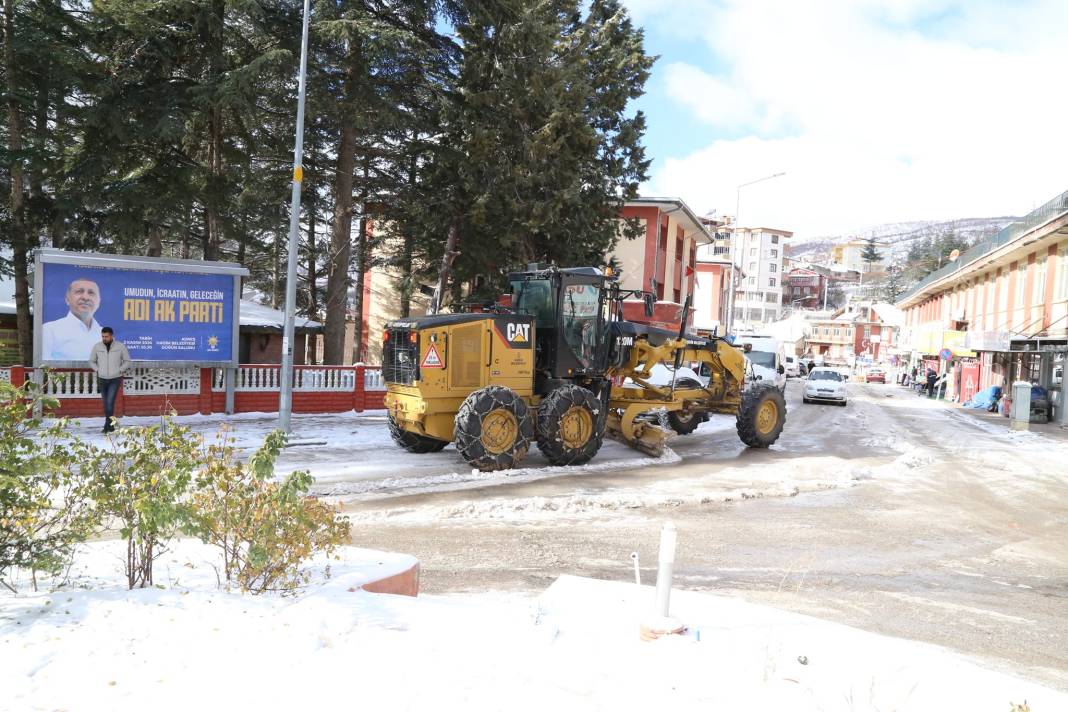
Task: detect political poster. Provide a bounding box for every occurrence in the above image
[34,251,246,366]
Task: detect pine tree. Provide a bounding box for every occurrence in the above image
[878,262,907,303]
[860,236,883,275]
[409,0,653,307]
[316,0,451,363]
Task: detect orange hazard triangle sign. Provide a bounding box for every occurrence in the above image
[420,343,444,368]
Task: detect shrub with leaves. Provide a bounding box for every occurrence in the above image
[85,419,203,589]
[0,381,97,591]
[186,430,350,594]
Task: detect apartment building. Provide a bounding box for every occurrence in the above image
[832,239,890,273]
[614,197,713,303]
[731,227,793,331]
[805,302,901,365]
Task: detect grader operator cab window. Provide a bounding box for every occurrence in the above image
[562,283,601,369]
[511,279,555,328]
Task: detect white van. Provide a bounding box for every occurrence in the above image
[783,355,801,378]
[738,337,787,392]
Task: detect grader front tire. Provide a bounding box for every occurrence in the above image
[388,415,449,453]
[536,385,605,466]
[736,384,787,448]
[454,386,534,471]
[666,410,701,436]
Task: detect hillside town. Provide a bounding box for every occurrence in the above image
[2,2,1068,711]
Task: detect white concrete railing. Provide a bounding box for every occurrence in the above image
[210,365,386,392]
[3,364,386,398]
[125,367,201,395]
[364,367,384,390]
[32,367,201,399]
[37,369,101,399]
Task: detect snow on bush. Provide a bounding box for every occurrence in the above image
[1,387,349,595]
[0,380,96,591]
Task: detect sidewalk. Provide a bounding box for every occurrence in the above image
[951,404,1068,442]
[888,382,1068,442]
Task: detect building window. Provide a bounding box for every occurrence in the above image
[766,292,779,303]
[769,278,776,287]
[1034,257,1047,303]
[771,235,779,244]
[748,262,757,271]
[748,277,756,286]
[833,328,840,336]
[769,263,778,273]
[673,288,681,302]
[1059,248,1068,300]
[1015,263,1027,305]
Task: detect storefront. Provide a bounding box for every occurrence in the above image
[967,333,1067,423]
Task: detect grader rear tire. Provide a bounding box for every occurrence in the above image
[388,415,448,453]
[454,386,534,471]
[736,384,787,448]
[536,385,605,466]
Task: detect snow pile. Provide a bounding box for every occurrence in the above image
[3,546,1063,712]
[348,454,861,524]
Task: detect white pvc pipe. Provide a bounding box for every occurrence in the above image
[654,522,677,618]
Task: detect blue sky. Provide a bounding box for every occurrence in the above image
[625,0,1068,239]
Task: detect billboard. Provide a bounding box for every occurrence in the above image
[34,250,248,367]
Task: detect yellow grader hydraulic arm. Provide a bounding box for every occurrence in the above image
[604,335,748,456]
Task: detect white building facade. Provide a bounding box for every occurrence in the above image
[832,239,889,274]
[731,227,793,331]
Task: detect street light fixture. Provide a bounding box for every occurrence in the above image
[725,172,786,335]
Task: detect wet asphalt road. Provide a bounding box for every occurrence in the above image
[343,380,1068,691]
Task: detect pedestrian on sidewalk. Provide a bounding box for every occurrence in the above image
[926,368,938,398]
[88,327,132,433]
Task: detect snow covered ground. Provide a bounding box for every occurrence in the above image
[61,410,756,502]
[2,541,1063,711]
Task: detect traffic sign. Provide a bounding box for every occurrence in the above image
[939,348,952,360]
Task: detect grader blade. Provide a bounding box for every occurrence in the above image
[606,411,673,457]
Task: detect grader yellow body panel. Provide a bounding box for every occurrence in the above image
[384,314,537,443]
[383,266,787,471]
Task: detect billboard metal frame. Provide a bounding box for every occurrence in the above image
[33,249,249,369]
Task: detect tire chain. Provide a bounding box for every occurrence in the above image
[454,386,534,471]
[535,385,605,466]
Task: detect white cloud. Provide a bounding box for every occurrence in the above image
[662,63,759,129]
[636,0,1068,238]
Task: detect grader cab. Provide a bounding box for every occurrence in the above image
[383,266,786,471]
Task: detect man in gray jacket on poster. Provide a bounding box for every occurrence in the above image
[88,327,132,433]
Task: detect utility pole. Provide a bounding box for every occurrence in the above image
[279,0,311,433]
[725,172,785,336]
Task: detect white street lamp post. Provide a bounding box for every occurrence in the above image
[279,0,312,433]
[725,172,785,336]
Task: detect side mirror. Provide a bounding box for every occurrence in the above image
[777,364,785,375]
[643,293,655,317]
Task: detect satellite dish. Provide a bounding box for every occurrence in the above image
[949,249,960,262]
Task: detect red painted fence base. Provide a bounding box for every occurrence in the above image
[4,365,386,419]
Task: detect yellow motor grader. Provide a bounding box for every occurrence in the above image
[383,266,786,471]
